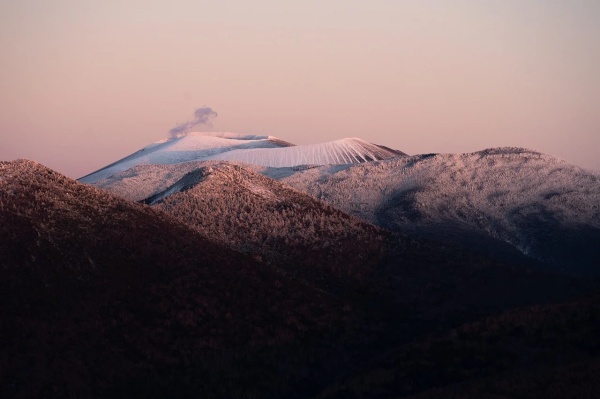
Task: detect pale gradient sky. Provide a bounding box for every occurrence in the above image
[1,0,599,177]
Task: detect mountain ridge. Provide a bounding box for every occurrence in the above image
[278,146,600,273]
[143,161,391,284]
[0,158,381,398]
[79,132,405,183]
[3,158,599,398]
[83,137,600,274]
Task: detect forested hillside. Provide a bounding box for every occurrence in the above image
[146,162,391,284]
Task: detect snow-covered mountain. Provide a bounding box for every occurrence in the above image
[79,132,292,183]
[277,147,600,273]
[79,132,404,183]
[81,132,599,274]
[6,158,598,398]
[143,162,389,282]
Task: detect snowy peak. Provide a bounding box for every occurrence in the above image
[79,132,292,183]
[79,133,405,183]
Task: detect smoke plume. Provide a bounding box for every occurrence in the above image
[169,106,218,138]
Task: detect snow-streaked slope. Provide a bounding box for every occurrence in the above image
[80,134,404,183]
[278,147,600,273]
[79,132,291,183]
[141,162,389,281]
[206,138,405,167]
[92,161,213,201]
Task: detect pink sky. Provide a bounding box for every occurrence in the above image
[1,1,599,177]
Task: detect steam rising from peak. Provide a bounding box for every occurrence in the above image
[169,106,218,138]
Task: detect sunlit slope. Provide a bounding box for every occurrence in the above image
[144,162,390,282]
[279,148,600,273]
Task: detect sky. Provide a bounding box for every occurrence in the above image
[1,0,599,177]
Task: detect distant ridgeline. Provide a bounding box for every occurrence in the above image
[84,134,600,275]
[2,151,600,398]
[79,132,404,183]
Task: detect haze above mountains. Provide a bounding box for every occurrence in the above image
[2,131,600,398]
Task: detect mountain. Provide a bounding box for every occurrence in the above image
[0,159,382,398]
[80,132,404,183]
[276,147,600,274]
[87,156,590,312]
[143,162,390,284]
[86,136,600,273]
[3,159,599,398]
[92,160,221,201]
[79,132,293,183]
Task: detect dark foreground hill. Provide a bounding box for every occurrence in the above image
[318,294,600,399]
[0,160,382,398]
[1,159,599,398]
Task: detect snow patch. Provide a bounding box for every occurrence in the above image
[205,138,402,167]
